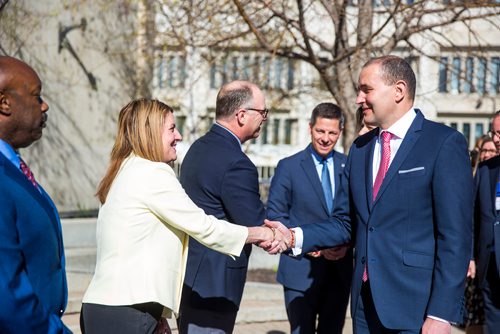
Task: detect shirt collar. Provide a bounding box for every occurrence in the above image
[309,145,333,164]
[214,122,242,150]
[382,107,416,140]
[0,139,21,168]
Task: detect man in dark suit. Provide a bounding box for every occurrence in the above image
[473,110,500,334]
[0,56,70,332]
[267,102,352,334]
[178,80,268,333]
[268,55,473,334]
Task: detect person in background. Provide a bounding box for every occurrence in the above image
[472,134,489,176]
[356,106,377,136]
[472,111,500,334]
[0,56,71,333]
[267,102,352,334]
[479,136,497,162]
[80,99,284,334]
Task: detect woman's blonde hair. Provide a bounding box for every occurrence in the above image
[96,98,173,204]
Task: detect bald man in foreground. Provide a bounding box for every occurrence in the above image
[0,56,70,333]
[178,81,269,333]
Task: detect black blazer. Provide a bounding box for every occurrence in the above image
[180,124,265,310]
[474,155,500,284]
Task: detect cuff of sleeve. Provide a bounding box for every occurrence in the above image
[291,227,303,256]
[427,315,451,325]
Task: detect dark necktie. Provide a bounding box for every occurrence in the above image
[321,158,333,214]
[20,159,39,189]
[363,131,393,282]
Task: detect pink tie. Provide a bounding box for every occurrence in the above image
[372,131,393,201]
[363,131,393,282]
[20,160,39,189]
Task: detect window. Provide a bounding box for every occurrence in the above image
[284,119,297,145]
[438,57,448,93]
[262,56,270,89]
[261,121,268,144]
[179,56,186,88]
[231,56,238,81]
[222,58,228,84]
[464,57,474,93]
[450,57,461,93]
[253,56,260,83]
[274,58,283,89]
[463,123,471,145]
[210,62,216,89]
[272,119,280,145]
[287,59,295,90]
[157,58,166,89]
[438,55,499,96]
[242,55,250,80]
[475,123,484,141]
[450,122,458,130]
[176,115,186,136]
[477,57,487,95]
[167,55,176,88]
[490,57,500,95]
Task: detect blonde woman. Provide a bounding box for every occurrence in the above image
[80,99,282,334]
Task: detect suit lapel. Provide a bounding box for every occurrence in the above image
[300,146,330,215]
[366,134,377,211]
[373,110,424,205]
[332,151,344,209]
[4,159,59,234]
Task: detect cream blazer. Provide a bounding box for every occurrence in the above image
[82,155,248,316]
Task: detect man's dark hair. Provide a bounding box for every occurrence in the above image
[364,55,417,101]
[215,83,254,119]
[310,102,345,129]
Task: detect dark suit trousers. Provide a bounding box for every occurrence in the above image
[177,286,237,334]
[353,283,419,334]
[80,302,163,334]
[482,254,500,334]
[284,257,351,334]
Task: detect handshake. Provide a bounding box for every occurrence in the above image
[249,219,293,255]
[248,220,349,260]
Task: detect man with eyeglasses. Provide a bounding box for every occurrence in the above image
[177,80,269,333]
[474,110,500,333]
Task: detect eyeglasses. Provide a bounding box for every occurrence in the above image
[246,107,269,119]
[488,130,500,138]
[481,149,497,154]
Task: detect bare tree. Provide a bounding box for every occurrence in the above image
[0,0,158,210]
[158,0,500,150]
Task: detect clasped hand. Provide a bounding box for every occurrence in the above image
[256,219,291,254]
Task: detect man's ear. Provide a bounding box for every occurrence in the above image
[0,91,12,116]
[394,80,407,103]
[236,108,246,126]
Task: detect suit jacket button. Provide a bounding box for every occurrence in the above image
[369,227,374,232]
[361,257,365,264]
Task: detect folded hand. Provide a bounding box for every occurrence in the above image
[321,245,349,261]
